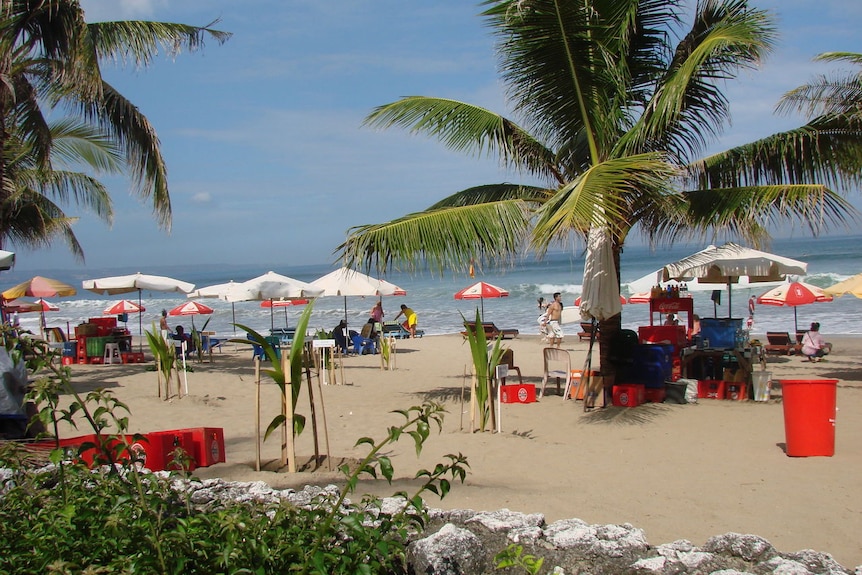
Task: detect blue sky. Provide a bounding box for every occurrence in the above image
[11,0,862,271]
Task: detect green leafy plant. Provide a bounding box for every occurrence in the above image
[190,316,211,362]
[231,303,315,440]
[495,544,545,574]
[461,308,505,431]
[0,324,472,574]
[144,322,176,397]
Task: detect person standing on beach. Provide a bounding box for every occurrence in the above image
[159,309,170,340]
[370,301,384,323]
[546,292,563,347]
[394,304,418,338]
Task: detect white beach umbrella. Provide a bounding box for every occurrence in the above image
[579,226,622,323]
[0,249,14,271]
[188,280,243,336]
[310,267,406,322]
[226,271,322,303]
[660,243,807,315]
[83,273,195,348]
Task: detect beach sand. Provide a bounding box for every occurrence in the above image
[57,334,862,568]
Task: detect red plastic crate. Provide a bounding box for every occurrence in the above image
[175,427,226,467]
[725,382,748,401]
[644,387,666,403]
[29,434,138,468]
[61,356,74,366]
[500,384,536,404]
[133,430,196,472]
[612,384,645,407]
[697,380,726,399]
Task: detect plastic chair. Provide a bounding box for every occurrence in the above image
[351,333,376,355]
[541,347,572,398]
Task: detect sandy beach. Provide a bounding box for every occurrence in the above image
[56,333,862,569]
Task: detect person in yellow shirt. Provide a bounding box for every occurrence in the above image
[394,304,418,338]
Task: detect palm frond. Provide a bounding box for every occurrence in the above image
[364,97,562,181]
[428,183,551,209]
[685,121,862,192]
[531,152,678,252]
[677,184,858,245]
[87,19,231,68]
[338,200,533,274]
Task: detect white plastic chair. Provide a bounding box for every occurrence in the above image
[541,347,572,398]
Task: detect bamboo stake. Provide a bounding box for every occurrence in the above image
[316,362,332,471]
[304,348,320,467]
[460,364,467,431]
[156,358,162,398]
[469,369,477,432]
[254,357,261,472]
[282,352,296,473]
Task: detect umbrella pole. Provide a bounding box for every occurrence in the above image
[270,299,274,332]
[343,296,347,324]
[727,280,732,317]
[138,289,143,353]
[794,307,798,332]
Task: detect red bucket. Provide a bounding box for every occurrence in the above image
[781,379,838,457]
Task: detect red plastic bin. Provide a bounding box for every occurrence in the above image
[132,430,196,472]
[781,379,838,457]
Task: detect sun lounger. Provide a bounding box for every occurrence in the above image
[577,321,596,341]
[381,322,424,339]
[461,321,519,340]
[764,331,800,356]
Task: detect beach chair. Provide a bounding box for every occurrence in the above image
[498,349,523,385]
[540,347,572,398]
[461,321,519,340]
[351,333,376,355]
[577,321,596,341]
[764,332,799,356]
[381,322,424,339]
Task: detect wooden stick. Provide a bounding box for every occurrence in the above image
[304,348,320,467]
[156,358,162,399]
[469,370,477,432]
[254,357,261,472]
[460,364,466,431]
[316,363,332,471]
[282,352,296,473]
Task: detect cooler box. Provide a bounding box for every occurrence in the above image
[612,384,645,407]
[700,318,742,350]
[500,384,536,404]
[638,326,687,353]
[62,341,77,356]
[175,427,226,467]
[85,336,110,358]
[134,430,196,472]
[569,370,600,399]
[698,380,726,399]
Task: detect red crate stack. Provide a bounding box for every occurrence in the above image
[133,430,196,472]
[697,380,726,399]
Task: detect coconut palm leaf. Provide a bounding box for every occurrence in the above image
[777,52,862,121]
[340,200,533,274]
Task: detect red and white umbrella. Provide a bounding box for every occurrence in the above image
[454,281,508,320]
[626,292,651,304]
[574,294,626,306]
[756,281,833,331]
[168,301,214,331]
[261,298,309,329]
[104,300,145,315]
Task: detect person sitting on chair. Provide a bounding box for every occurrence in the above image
[332,320,349,354]
[801,322,832,362]
[173,325,195,356]
[360,318,379,353]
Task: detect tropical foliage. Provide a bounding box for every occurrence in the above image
[1,325,469,574]
[462,309,505,431]
[0,0,230,257]
[338,0,862,372]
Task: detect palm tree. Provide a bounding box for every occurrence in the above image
[778,52,862,127]
[0,115,119,259]
[0,0,231,254]
[339,0,860,378]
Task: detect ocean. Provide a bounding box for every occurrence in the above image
[5,235,862,339]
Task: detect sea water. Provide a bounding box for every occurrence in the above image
[5,235,862,338]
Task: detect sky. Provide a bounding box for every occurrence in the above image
[10,0,862,272]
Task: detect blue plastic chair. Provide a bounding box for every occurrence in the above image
[351,334,376,355]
